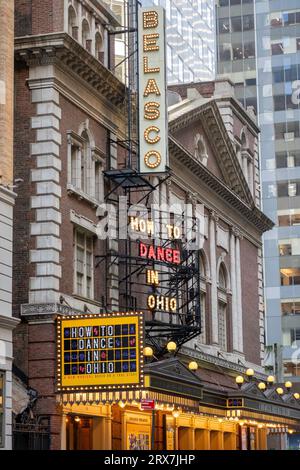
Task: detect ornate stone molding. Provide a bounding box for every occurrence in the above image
[21,302,105,318]
[15,33,125,109]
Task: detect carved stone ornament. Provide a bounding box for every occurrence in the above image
[194,133,208,166]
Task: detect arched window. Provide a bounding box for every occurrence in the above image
[81,130,91,194]
[68,5,78,40]
[199,252,206,279]
[95,31,104,63]
[82,19,91,52]
[218,262,228,350]
[218,263,227,289]
[199,251,208,345]
[241,130,247,149]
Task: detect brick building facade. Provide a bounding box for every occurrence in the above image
[11,0,300,450]
[0,1,19,450]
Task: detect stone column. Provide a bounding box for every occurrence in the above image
[243,155,248,184]
[230,229,239,352]
[0,1,14,185]
[235,233,244,352]
[61,412,67,450]
[209,211,218,345]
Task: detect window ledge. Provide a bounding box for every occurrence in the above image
[67,183,100,208]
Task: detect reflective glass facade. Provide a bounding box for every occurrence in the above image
[257,0,300,382]
[217,0,300,382]
[216,0,257,111]
[142,0,216,83]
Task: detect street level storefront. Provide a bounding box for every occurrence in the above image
[57,357,300,450]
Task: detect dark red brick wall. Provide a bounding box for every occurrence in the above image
[28,322,61,450]
[15,0,64,36]
[15,0,32,36]
[240,238,260,364]
[13,61,36,314]
[168,82,215,100]
[32,0,64,35]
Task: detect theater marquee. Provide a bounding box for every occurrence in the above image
[138,6,168,174]
[57,312,144,392]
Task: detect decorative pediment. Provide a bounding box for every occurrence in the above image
[264,388,285,402]
[241,381,267,399]
[146,357,203,386]
[169,100,253,207]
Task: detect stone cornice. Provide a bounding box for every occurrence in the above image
[15,33,125,110]
[0,314,20,330]
[0,186,17,205]
[169,100,254,207]
[169,136,274,234]
[215,96,260,135]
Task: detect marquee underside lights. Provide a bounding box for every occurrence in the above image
[57,312,144,392]
[138,6,168,173]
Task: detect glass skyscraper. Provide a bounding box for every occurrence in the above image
[256,0,300,383]
[142,0,216,83]
[216,0,300,383]
[216,0,257,112]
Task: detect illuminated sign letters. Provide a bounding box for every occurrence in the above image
[138,6,168,173]
[57,313,144,392]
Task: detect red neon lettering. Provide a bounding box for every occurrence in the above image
[156,246,165,261]
[173,250,180,264]
[139,242,147,257]
[165,248,173,262]
[148,245,156,260]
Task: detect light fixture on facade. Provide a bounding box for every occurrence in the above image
[258,382,266,391]
[293,393,300,400]
[74,416,81,423]
[172,409,180,418]
[166,341,177,353]
[246,368,254,379]
[235,375,244,388]
[143,346,154,357]
[267,375,275,386]
[118,400,126,408]
[284,381,292,391]
[188,361,198,372]
[276,387,284,395]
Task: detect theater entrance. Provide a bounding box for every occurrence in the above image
[66,415,93,450]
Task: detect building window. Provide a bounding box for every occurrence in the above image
[278,210,300,227]
[82,19,91,52]
[218,302,227,351]
[281,301,300,316]
[74,229,94,299]
[218,263,227,290]
[281,268,300,286]
[68,5,78,40]
[283,361,300,377]
[95,31,104,63]
[279,244,292,256]
[199,292,206,344]
[0,372,4,448]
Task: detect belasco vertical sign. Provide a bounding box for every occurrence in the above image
[138,6,168,173]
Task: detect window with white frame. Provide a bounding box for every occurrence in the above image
[67,129,105,203]
[68,4,78,40]
[218,302,227,350]
[199,292,206,344]
[74,229,94,299]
